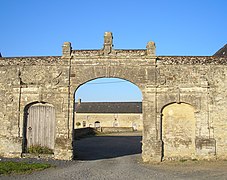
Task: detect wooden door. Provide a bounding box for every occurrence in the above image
[26,103,56,150]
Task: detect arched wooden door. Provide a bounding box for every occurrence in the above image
[26,103,56,150]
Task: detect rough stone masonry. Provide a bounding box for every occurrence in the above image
[0,32,227,162]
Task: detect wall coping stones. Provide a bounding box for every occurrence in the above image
[1,55,227,65]
[157,56,227,65]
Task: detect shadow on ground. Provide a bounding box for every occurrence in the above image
[73,136,142,160]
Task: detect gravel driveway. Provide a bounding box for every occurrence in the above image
[1,133,227,180]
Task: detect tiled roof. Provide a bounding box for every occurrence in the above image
[213,44,227,56]
[75,102,142,113]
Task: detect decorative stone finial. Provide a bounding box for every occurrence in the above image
[62,42,72,58]
[146,41,156,56]
[103,32,113,55]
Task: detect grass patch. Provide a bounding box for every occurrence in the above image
[0,161,51,175]
[28,145,54,155]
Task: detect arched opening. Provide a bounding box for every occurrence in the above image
[161,102,196,160]
[73,77,143,160]
[94,121,101,128]
[23,102,56,155]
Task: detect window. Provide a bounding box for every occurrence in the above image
[83,121,86,127]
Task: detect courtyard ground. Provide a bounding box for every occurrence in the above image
[1,132,227,180]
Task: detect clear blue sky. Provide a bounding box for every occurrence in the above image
[75,78,142,102]
[1,0,227,102]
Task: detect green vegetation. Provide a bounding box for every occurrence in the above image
[28,145,54,155]
[0,161,51,175]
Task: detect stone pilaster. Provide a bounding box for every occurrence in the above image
[103,32,113,55]
[62,42,72,58]
[146,41,156,56]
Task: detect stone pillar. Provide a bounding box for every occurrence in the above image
[54,137,72,160]
[103,32,113,55]
[146,41,156,56]
[142,87,163,162]
[54,95,73,160]
[62,42,72,58]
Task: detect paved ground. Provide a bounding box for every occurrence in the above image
[1,132,227,180]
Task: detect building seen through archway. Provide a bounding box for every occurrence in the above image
[74,78,143,133]
[73,78,143,160]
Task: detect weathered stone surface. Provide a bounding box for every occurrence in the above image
[162,103,196,160]
[0,32,227,162]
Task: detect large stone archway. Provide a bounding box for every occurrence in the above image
[69,58,159,161]
[0,32,226,162]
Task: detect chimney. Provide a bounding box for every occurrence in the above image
[78,99,82,104]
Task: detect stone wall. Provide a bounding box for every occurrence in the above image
[0,32,227,162]
[100,127,134,133]
[74,113,143,131]
[0,56,72,159]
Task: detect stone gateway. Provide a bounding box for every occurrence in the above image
[0,32,227,162]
